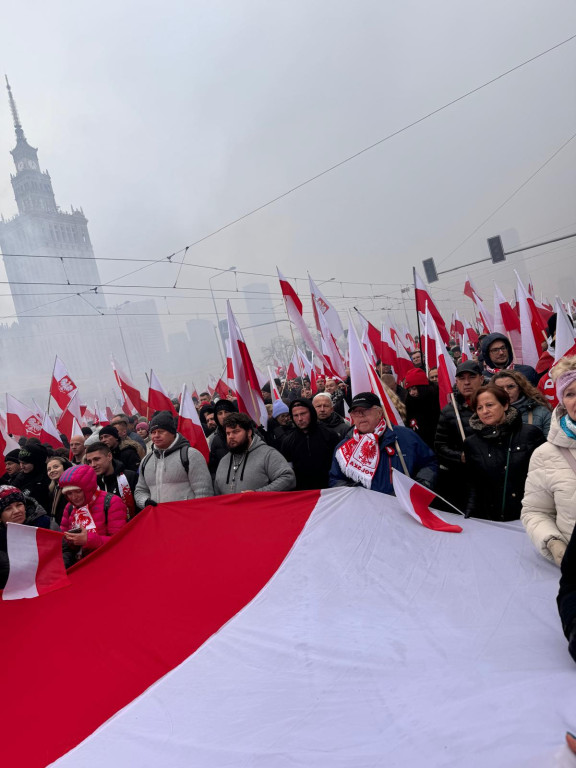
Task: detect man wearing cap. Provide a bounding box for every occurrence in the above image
[98,426,141,473]
[329,392,437,495]
[434,360,485,509]
[135,411,213,507]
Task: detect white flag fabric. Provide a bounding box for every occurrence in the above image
[2,488,575,767]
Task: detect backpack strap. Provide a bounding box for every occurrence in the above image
[528,411,533,425]
[103,492,114,524]
[180,445,190,474]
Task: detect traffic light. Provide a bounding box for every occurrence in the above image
[487,236,506,263]
[422,257,438,283]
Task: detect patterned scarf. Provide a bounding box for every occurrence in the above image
[71,493,98,532]
[560,414,576,440]
[336,418,388,489]
[117,473,135,518]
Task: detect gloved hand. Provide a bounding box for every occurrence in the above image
[144,498,158,508]
[548,538,567,566]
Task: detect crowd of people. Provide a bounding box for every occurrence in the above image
[2,318,576,663]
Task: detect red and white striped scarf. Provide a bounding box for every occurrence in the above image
[336,418,387,489]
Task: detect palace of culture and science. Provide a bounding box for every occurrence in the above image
[0,79,167,404]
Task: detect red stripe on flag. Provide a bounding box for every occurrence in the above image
[409,484,462,533]
[35,528,70,597]
[0,492,319,767]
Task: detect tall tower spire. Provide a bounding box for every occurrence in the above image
[5,76,25,142]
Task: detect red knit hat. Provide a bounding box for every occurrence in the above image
[404,368,430,388]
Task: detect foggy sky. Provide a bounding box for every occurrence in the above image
[0,0,575,350]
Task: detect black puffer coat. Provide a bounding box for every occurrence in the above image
[463,408,545,521]
[280,399,341,490]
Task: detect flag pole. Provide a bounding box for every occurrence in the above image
[412,267,423,358]
[46,354,57,417]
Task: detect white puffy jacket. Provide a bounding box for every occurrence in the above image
[521,406,576,562]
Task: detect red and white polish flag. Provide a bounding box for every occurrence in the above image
[267,367,282,401]
[309,274,344,340]
[6,394,43,440]
[177,384,209,463]
[148,369,177,416]
[2,523,69,600]
[392,469,463,533]
[49,356,78,412]
[2,487,568,767]
[56,390,84,440]
[414,269,450,345]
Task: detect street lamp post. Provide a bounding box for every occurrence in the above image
[209,266,236,365]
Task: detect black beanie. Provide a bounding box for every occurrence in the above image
[214,400,237,416]
[18,444,48,469]
[5,449,21,464]
[149,411,177,435]
[99,425,120,440]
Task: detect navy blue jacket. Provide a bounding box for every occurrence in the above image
[328,424,438,495]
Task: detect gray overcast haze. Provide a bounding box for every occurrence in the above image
[0,0,575,368]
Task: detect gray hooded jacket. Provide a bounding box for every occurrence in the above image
[135,433,213,506]
[214,433,296,495]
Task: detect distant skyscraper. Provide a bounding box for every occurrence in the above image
[0,79,166,401]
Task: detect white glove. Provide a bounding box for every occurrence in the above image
[548,538,567,566]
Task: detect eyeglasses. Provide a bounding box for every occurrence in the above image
[490,345,508,353]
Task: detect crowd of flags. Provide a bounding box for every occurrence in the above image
[2,266,576,477]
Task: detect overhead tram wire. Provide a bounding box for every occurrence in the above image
[84,33,576,292]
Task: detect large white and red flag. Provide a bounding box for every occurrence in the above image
[414,269,450,345]
[226,302,268,426]
[1,486,572,766]
[309,274,344,340]
[111,356,148,416]
[49,356,78,412]
[148,370,177,416]
[2,523,69,600]
[420,306,438,371]
[347,313,402,426]
[6,394,43,440]
[392,469,463,533]
[177,384,209,463]
[40,413,64,449]
[317,309,346,379]
[380,321,399,372]
[207,374,229,401]
[277,269,329,368]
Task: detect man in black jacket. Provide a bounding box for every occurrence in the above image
[280,398,340,490]
[98,426,141,473]
[85,441,139,517]
[434,361,484,509]
[312,393,350,441]
[208,400,238,475]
